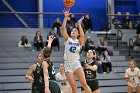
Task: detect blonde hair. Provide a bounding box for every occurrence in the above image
[129,59,136,66]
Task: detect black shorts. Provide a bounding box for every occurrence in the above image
[81,79,100,92]
[32,80,61,93]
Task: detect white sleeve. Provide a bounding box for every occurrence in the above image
[18,41,23,47]
[125,69,129,78]
[55,73,59,79]
[137,68,140,77]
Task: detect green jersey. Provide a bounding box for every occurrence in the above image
[33,61,56,85]
[83,60,98,80]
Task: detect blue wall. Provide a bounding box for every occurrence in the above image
[43,0,107,30]
[136,0,140,14]
[0,0,107,30]
[0,0,37,28]
[0,0,139,30]
[114,0,139,21]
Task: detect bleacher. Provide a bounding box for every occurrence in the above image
[0,28,139,93]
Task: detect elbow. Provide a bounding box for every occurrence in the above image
[25,75,28,80]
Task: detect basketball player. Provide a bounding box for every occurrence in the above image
[62,8,92,93]
[81,50,100,93]
[25,35,61,93]
[125,60,140,93]
[55,64,72,93]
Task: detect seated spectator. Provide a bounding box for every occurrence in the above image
[52,18,62,37]
[70,13,77,27]
[100,50,112,73]
[18,35,31,48]
[136,22,140,35]
[122,16,132,29]
[133,34,140,53]
[83,14,93,32]
[96,36,107,55]
[66,17,74,36]
[96,56,103,74]
[46,29,60,51]
[33,31,44,51]
[112,16,122,29]
[84,36,95,52]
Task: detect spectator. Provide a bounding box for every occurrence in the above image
[136,22,140,35]
[133,34,140,53]
[33,31,44,51]
[46,29,60,51]
[66,17,74,36]
[122,16,132,29]
[125,60,140,93]
[55,64,72,93]
[70,13,77,27]
[100,50,112,73]
[83,14,93,32]
[96,37,107,55]
[52,18,62,37]
[84,36,95,52]
[18,35,31,48]
[112,16,122,29]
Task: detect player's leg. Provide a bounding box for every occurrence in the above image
[127,86,133,93]
[65,72,78,93]
[75,67,91,93]
[135,86,140,93]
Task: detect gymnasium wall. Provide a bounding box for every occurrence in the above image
[0,0,37,28]
[0,0,139,30]
[136,0,140,14]
[43,0,107,31]
[0,0,107,30]
[114,0,139,21]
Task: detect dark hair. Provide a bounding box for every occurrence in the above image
[87,49,96,60]
[92,50,96,60]
[102,50,108,60]
[35,31,41,36]
[21,35,28,45]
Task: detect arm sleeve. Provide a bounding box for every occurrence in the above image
[106,56,111,62]
[125,69,129,78]
[137,69,140,77]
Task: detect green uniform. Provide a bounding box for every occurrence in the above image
[81,60,100,92]
[32,61,60,93]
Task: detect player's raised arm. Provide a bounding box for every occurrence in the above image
[78,16,84,47]
[62,9,71,42]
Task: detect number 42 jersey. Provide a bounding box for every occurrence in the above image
[64,38,81,62]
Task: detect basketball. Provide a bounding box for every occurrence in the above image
[63,0,75,8]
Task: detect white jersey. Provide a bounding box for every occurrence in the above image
[55,72,72,93]
[64,38,81,62]
[125,68,140,88]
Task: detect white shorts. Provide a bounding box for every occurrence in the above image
[64,60,82,73]
[61,87,72,93]
[128,82,140,88]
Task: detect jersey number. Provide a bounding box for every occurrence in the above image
[52,66,55,74]
[85,70,92,75]
[69,46,76,53]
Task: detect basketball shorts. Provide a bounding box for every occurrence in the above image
[64,60,82,73]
